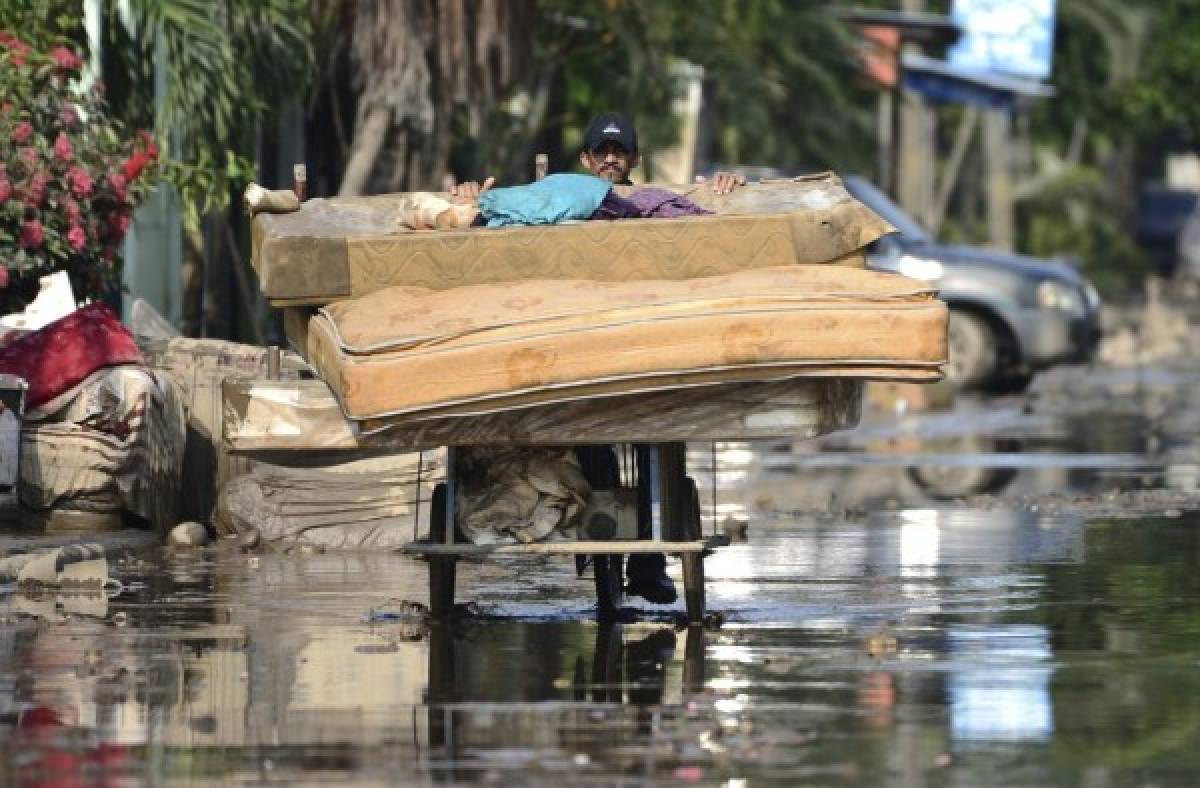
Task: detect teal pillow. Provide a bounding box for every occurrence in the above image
[478,174,611,228]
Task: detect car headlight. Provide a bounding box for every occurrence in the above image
[895,254,944,281]
[1036,280,1085,315]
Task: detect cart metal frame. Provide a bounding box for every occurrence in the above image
[404,441,730,624]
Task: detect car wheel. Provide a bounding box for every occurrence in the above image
[908,463,1018,500]
[906,436,1020,499]
[945,309,998,390]
[985,370,1034,396]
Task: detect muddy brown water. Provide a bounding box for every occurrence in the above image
[3,366,1200,785]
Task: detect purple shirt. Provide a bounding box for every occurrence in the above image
[590,187,712,220]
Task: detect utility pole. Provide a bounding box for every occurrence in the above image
[983,107,1014,251]
[896,0,935,229]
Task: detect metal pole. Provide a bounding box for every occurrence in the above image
[711,441,718,538]
[444,447,457,544]
[648,445,663,541]
[413,451,423,541]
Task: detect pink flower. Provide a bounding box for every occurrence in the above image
[53,133,73,162]
[108,172,127,202]
[1,34,30,67]
[49,46,83,72]
[121,151,153,182]
[68,166,93,198]
[63,197,80,222]
[59,105,79,128]
[0,177,10,203]
[67,223,87,252]
[19,147,38,166]
[19,219,43,249]
[13,121,32,145]
[137,130,159,160]
[25,171,47,207]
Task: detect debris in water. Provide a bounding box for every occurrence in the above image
[865,632,898,659]
[167,521,209,547]
[721,516,749,542]
[238,525,262,551]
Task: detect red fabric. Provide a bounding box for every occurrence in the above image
[0,303,142,409]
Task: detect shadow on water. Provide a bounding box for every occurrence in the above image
[3,508,1200,783]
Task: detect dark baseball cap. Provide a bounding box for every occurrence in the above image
[582,112,638,154]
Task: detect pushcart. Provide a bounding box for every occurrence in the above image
[401,378,865,623]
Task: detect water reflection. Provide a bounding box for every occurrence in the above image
[947,624,1054,744]
[3,511,1200,783]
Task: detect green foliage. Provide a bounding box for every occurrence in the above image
[102,0,313,233]
[547,1,681,158]
[0,32,159,311]
[1125,0,1200,158]
[0,0,86,52]
[481,1,873,182]
[1017,167,1146,294]
[1030,2,1129,159]
[676,0,875,173]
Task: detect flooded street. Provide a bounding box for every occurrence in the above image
[4,363,1200,786]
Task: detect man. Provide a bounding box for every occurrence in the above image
[452,111,744,199]
[453,113,740,605]
[576,112,743,606]
[578,111,744,194]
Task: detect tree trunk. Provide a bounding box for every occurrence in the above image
[338,106,391,196]
[337,0,532,196]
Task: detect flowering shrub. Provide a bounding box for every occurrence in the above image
[0,31,158,312]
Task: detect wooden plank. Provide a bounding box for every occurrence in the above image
[403,536,730,556]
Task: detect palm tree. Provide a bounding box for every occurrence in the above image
[330,0,532,195]
[98,0,312,338]
[102,0,313,230]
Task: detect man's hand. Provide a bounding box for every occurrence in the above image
[710,171,745,195]
[451,176,495,204]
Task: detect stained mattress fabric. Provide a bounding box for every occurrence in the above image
[251,173,891,305]
[300,265,947,423]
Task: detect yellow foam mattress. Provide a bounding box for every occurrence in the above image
[251,173,891,305]
[299,265,947,423]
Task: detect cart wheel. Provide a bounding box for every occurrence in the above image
[430,483,456,620]
[594,554,625,621]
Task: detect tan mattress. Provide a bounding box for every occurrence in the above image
[251,173,891,305]
[298,265,947,423]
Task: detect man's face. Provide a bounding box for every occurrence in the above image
[580,141,639,183]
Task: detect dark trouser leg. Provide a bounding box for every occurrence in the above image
[626,444,677,604]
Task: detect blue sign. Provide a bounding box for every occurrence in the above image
[947,0,1057,81]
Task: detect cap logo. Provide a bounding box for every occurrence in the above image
[603,123,621,133]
